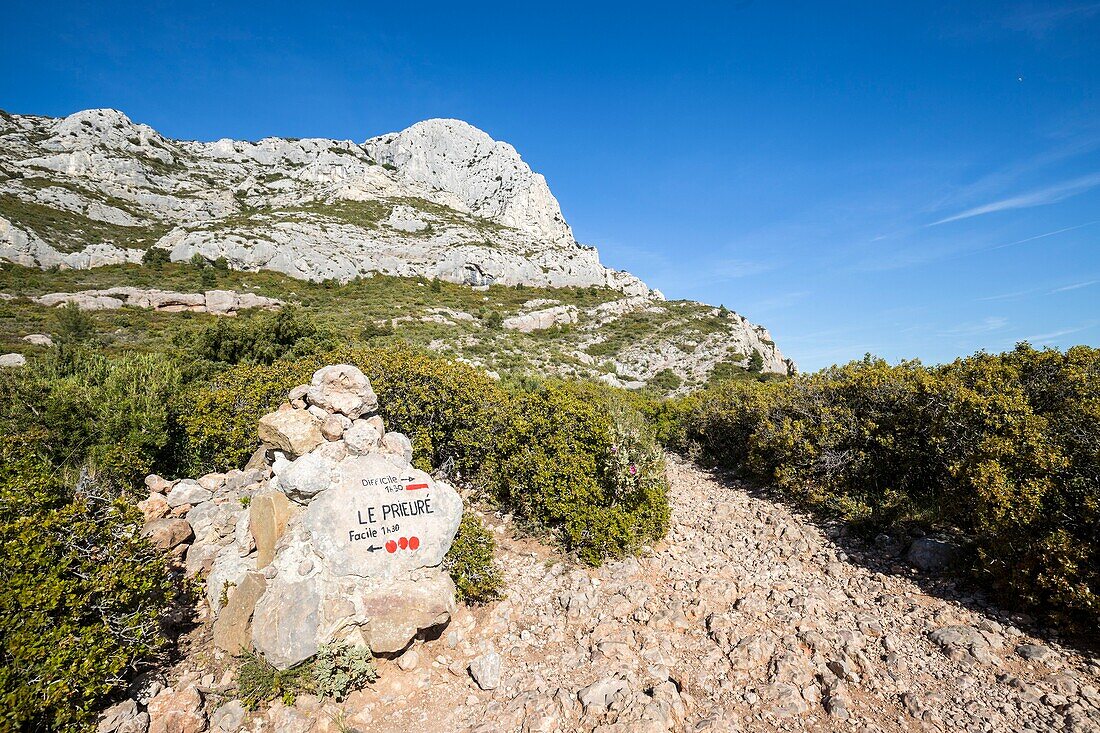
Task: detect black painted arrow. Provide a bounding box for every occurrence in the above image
[365,544,383,552]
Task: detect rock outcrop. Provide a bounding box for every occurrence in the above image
[0,108,648,294]
[29,287,281,314]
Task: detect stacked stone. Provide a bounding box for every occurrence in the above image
[136,363,463,686]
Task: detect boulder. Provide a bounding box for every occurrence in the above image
[365,415,385,437]
[381,432,414,465]
[251,451,462,666]
[166,479,212,508]
[197,472,227,492]
[258,409,323,457]
[145,474,174,494]
[906,536,960,572]
[344,420,381,455]
[276,452,336,503]
[305,364,378,418]
[579,677,630,712]
[250,561,325,668]
[210,701,246,732]
[363,573,456,654]
[138,494,171,523]
[0,353,27,367]
[22,333,53,347]
[206,545,257,610]
[1016,643,1054,662]
[97,699,149,733]
[320,414,345,441]
[469,651,502,690]
[249,490,294,567]
[147,686,206,733]
[213,571,267,653]
[298,453,461,580]
[142,518,194,551]
[204,289,239,314]
[502,304,578,332]
[186,500,238,542]
[184,542,221,578]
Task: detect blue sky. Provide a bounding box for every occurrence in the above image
[2,1,1098,370]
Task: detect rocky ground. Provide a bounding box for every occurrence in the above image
[135,456,1100,733]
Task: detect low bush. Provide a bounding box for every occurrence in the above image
[485,381,669,564]
[178,306,339,366]
[675,344,1100,627]
[445,513,505,603]
[173,358,322,476]
[0,347,183,493]
[0,433,179,731]
[238,643,377,710]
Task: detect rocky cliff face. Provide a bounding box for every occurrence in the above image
[0,108,644,293]
[0,108,795,377]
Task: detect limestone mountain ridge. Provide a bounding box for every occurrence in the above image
[0,107,795,379]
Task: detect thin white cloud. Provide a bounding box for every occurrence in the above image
[1023,323,1095,343]
[940,316,1010,336]
[987,220,1100,251]
[1050,279,1098,293]
[930,172,1100,225]
[976,288,1035,302]
[975,277,1098,302]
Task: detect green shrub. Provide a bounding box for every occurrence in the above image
[485,381,669,564]
[648,368,682,393]
[238,650,312,709]
[238,643,376,710]
[178,306,339,366]
[445,513,504,603]
[174,358,321,475]
[141,247,170,267]
[0,433,179,731]
[344,346,507,476]
[55,301,96,344]
[676,344,1100,628]
[0,348,183,493]
[748,349,765,373]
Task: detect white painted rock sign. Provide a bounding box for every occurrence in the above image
[301,453,462,581]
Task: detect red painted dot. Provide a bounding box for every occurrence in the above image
[398,536,409,550]
[385,540,397,553]
[409,536,420,550]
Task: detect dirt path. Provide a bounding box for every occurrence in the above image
[210,456,1100,732]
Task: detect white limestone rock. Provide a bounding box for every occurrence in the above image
[306,364,378,418]
[0,108,652,296]
[502,304,578,332]
[166,479,213,508]
[257,409,324,458]
[277,452,337,503]
[249,422,462,666]
[299,453,462,581]
[364,119,574,245]
[22,334,53,347]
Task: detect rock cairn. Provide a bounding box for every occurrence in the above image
[132,364,463,731]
